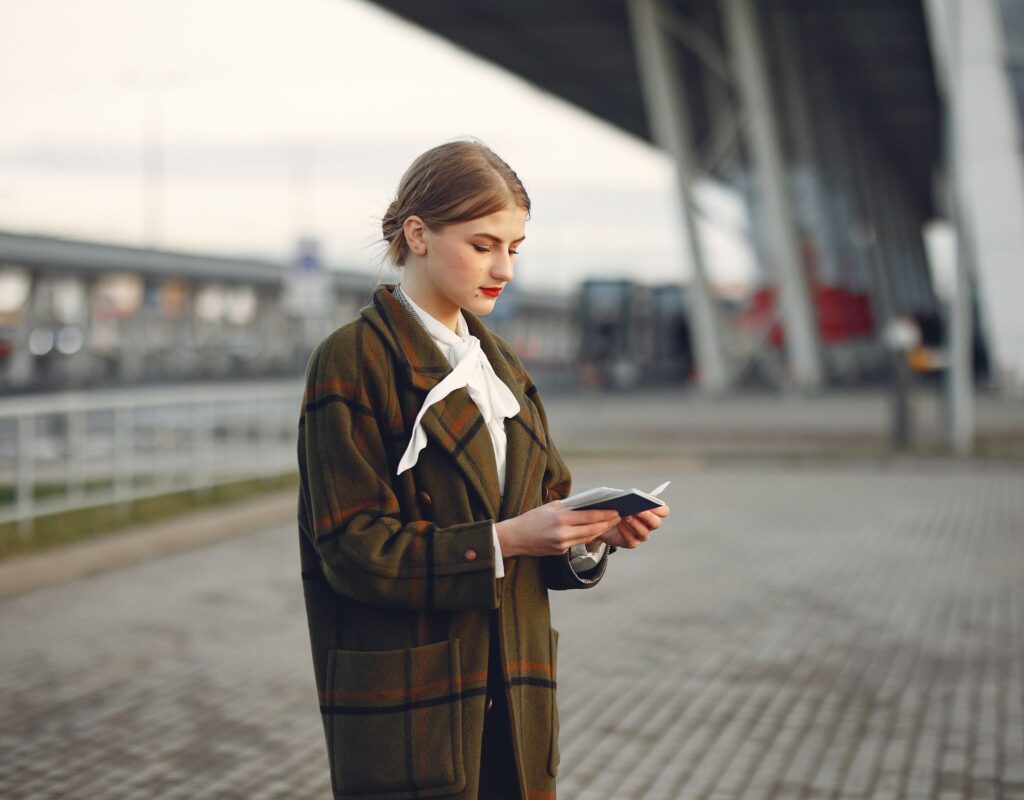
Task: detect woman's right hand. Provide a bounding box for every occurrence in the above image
[494,501,620,558]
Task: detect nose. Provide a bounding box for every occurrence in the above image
[491,251,514,283]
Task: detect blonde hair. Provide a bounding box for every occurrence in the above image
[381,139,530,266]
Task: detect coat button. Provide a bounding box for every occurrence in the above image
[485,696,494,713]
[464,548,477,562]
[418,490,432,507]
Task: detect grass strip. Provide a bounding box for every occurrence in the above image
[0,472,298,562]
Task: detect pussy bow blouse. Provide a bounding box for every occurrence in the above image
[393,285,606,575]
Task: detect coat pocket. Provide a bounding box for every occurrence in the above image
[324,639,465,799]
[548,627,561,777]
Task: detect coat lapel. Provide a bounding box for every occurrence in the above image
[463,312,549,522]
[419,390,501,519]
[362,285,501,519]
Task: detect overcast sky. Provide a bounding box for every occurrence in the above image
[0,0,756,291]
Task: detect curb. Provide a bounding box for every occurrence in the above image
[0,490,297,599]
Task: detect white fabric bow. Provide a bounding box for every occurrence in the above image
[397,334,521,476]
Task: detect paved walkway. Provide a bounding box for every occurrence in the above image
[541,388,1024,459]
[1,459,1022,799]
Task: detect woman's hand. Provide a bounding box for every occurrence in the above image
[495,501,620,558]
[599,503,670,549]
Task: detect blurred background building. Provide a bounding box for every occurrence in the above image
[2,0,1021,397]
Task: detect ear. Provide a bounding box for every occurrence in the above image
[402,215,428,256]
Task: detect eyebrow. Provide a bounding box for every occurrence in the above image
[472,232,526,244]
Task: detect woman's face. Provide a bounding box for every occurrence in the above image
[402,203,527,329]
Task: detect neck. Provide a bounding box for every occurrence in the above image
[398,277,460,333]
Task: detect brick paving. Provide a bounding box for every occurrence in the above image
[1,460,1022,799]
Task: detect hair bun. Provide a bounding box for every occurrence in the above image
[382,201,401,237]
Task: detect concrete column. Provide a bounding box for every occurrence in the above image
[924,0,979,450]
[626,0,730,394]
[931,0,1024,388]
[719,0,824,390]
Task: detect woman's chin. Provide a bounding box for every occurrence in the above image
[467,295,499,315]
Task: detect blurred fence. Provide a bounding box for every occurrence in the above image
[0,381,302,535]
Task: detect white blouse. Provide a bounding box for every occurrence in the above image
[394,286,605,577]
[393,287,518,578]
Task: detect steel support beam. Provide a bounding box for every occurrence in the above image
[626,0,730,394]
[719,0,824,391]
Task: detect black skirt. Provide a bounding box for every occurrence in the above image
[477,611,524,800]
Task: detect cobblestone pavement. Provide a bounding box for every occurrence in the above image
[1,460,1022,799]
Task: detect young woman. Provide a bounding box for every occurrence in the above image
[297,140,669,800]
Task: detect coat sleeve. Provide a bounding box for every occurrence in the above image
[503,345,609,591]
[297,332,499,612]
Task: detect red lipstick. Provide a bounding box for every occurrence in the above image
[480,287,502,298]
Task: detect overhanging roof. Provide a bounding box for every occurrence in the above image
[368,0,649,139]
[365,0,940,212]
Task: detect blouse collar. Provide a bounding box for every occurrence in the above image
[394,285,468,347]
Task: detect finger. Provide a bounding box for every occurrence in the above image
[629,507,666,522]
[567,518,621,546]
[616,518,649,547]
[651,504,670,517]
[614,522,642,548]
[626,515,653,539]
[563,508,621,525]
[626,509,662,530]
[626,514,651,540]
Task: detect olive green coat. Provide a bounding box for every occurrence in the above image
[297,284,607,799]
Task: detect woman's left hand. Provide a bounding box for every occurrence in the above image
[599,503,670,549]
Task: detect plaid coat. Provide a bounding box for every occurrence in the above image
[297,284,608,800]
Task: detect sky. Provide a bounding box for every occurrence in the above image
[0,0,757,292]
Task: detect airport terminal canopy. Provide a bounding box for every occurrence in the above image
[366,0,941,215]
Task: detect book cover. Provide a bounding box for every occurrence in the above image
[561,481,670,517]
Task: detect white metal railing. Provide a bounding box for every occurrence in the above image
[0,380,303,535]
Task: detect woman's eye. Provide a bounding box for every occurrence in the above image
[472,243,520,255]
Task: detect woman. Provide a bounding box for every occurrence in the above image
[297,140,669,799]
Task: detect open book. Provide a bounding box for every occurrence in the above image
[561,481,670,517]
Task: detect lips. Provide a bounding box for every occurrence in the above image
[480,287,502,298]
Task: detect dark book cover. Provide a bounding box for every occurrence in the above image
[575,492,664,516]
